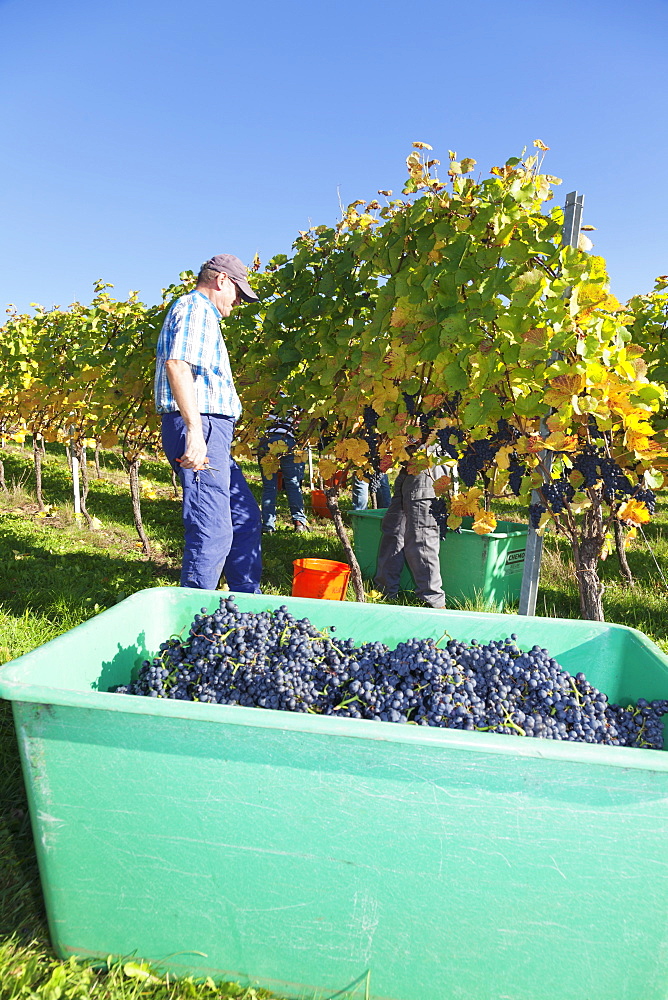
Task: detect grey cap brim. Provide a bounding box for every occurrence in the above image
[236,278,259,303]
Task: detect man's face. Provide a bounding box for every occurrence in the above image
[211,272,242,316]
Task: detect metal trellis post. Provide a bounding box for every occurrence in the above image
[518,191,584,616]
[70,427,81,516]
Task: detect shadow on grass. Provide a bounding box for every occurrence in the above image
[0,530,177,623]
[1,452,184,540]
[0,450,273,554]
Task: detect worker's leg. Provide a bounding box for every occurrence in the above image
[161,413,234,590]
[280,450,308,527]
[403,497,445,608]
[374,472,407,598]
[223,460,263,593]
[351,475,369,511]
[375,473,392,509]
[258,444,279,532]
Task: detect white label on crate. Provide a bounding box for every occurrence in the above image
[505,549,525,572]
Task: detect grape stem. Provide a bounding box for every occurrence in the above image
[503,714,526,737]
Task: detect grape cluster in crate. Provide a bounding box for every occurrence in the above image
[113,596,668,749]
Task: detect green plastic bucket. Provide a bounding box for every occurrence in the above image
[2,587,668,1000]
[351,509,528,608]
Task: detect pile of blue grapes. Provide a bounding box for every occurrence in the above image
[112,597,668,750]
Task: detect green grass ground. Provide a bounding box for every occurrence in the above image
[1,441,668,997]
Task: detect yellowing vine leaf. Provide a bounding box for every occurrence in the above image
[450,488,484,518]
[570,499,592,514]
[522,327,549,346]
[617,499,650,525]
[334,438,369,464]
[433,475,451,496]
[390,299,417,329]
[625,427,652,456]
[259,454,280,475]
[317,458,339,481]
[624,412,655,436]
[543,373,585,408]
[624,526,638,547]
[388,437,412,464]
[536,512,551,536]
[495,445,513,470]
[472,511,497,535]
[370,383,399,413]
[546,412,568,433]
[543,432,579,452]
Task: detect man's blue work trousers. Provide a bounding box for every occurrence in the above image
[161,412,262,593]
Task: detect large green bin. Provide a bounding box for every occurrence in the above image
[2,587,668,1000]
[350,509,528,607]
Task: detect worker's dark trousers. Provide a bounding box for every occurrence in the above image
[162,412,262,593]
[374,470,445,609]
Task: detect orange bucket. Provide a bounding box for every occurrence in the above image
[311,489,333,519]
[292,558,351,601]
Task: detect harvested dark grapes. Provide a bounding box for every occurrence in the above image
[112,596,668,750]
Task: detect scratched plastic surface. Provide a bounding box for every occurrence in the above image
[350,510,528,608]
[2,587,668,1000]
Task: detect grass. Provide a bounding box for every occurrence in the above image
[1,440,668,997]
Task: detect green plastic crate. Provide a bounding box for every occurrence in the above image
[350,509,528,607]
[2,587,668,1000]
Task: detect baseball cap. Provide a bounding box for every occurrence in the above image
[200,253,259,303]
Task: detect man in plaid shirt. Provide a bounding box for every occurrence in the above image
[155,254,262,592]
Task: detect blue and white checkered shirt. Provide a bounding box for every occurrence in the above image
[154,290,242,419]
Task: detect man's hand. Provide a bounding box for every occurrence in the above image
[164,359,209,470]
[177,431,209,471]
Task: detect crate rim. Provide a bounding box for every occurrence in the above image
[2,587,668,774]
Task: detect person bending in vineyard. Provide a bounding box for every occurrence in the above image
[374,463,446,609]
[257,397,310,533]
[154,253,262,593]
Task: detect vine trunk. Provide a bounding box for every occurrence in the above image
[32,437,45,511]
[324,486,365,602]
[570,509,606,621]
[613,519,634,586]
[128,458,151,555]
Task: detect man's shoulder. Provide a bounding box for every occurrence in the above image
[166,290,219,324]
[168,289,205,312]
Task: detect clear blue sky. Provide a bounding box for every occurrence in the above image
[1,0,666,315]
